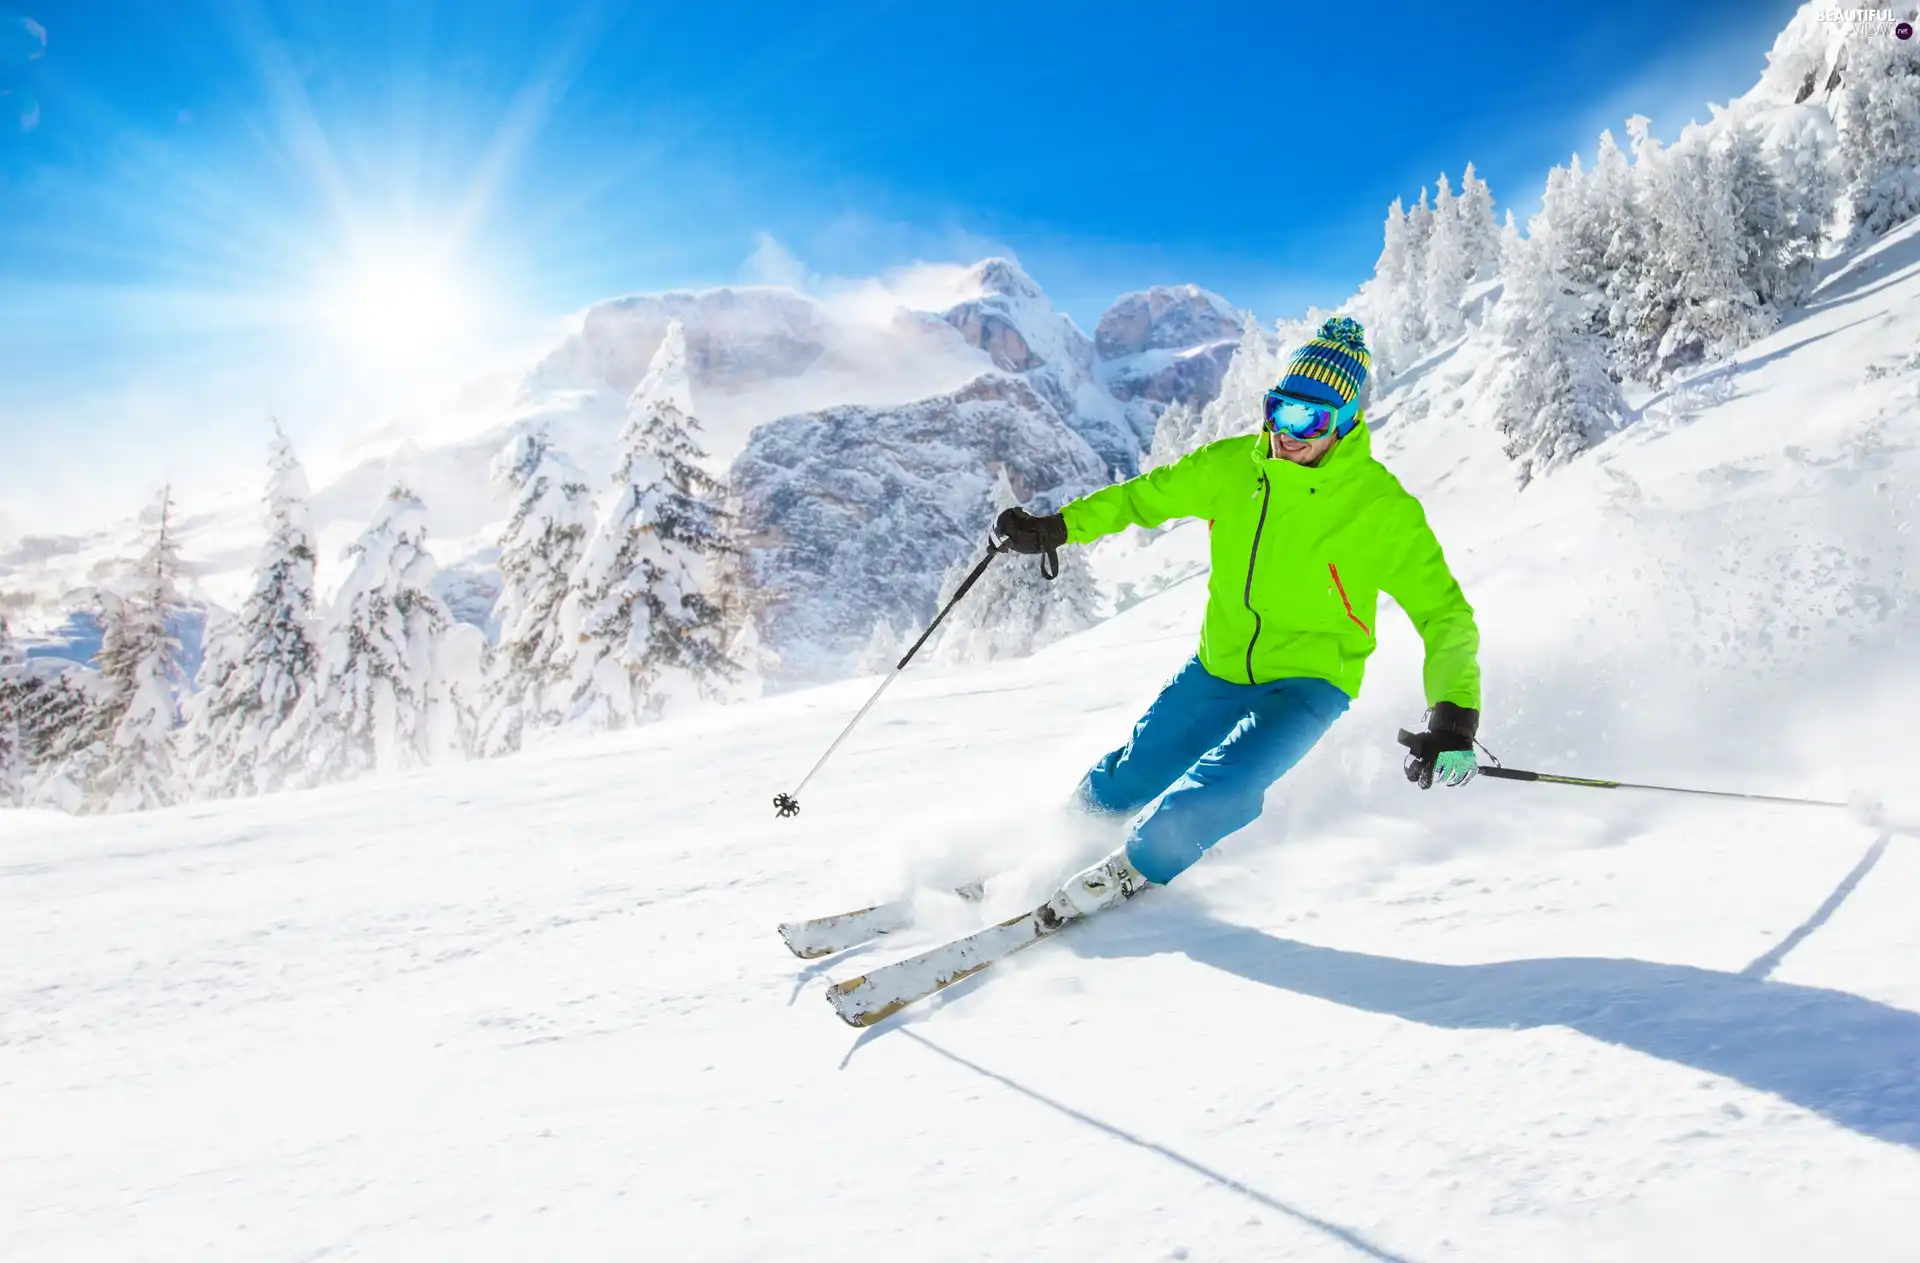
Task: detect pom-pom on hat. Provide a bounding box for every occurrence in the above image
[1276,316,1371,413]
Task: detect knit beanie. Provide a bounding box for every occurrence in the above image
[1276,317,1371,415]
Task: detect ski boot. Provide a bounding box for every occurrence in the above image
[1042,850,1152,927]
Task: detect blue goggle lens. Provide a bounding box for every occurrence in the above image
[1262,392,1338,440]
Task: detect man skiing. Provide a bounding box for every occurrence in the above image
[993,316,1482,918]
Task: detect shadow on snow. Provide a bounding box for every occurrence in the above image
[1077,846,1918,1150]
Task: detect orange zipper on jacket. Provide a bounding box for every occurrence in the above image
[1328,563,1371,636]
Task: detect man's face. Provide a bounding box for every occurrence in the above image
[1270,428,1338,466]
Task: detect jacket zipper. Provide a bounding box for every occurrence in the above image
[1328,562,1372,636]
[1241,475,1271,683]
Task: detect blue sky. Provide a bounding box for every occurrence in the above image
[0,0,1801,532]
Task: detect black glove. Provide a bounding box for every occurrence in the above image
[994,507,1068,556]
[1397,702,1479,790]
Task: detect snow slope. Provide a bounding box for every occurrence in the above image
[7,231,1920,1261]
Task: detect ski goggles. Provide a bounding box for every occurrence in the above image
[1262,390,1345,440]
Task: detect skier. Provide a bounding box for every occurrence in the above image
[993,317,1482,918]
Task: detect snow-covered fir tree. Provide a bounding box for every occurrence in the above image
[1832,11,1920,239]
[1766,110,1838,302]
[931,471,1104,666]
[1403,187,1435,339]
[1364,197,1427,379]
[1719,122,1802,312]
[856,615,909,676]
[1588,129,1651,357]
[1145,399,1201,469]
[1604,116,1673,374]
[476,429,595,755]
[1363,196,1410,370]
[1421,172,1475,343]
[559,322,739,729]
[273,484,455,783]
[82,490,189,812]
[0,613,20,805]
[1493,224,1624,484]
[1646,129,1774,376]
[1456,162,1502,281]
[429,620,489,763]
[12,664,98,813]
[1359,167,1500,380]
[178,425,319,796]
[1500,207,1522,259]
[723,611,779,698]
[1553,155,1615,298]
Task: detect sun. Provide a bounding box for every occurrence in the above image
[317,244,479,365]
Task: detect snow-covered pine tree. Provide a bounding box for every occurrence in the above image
[1499,208,1522,260]
[178,425,319,796]
[1402,187,1435,349]
[428,620,489,763]
[14,663,99,813]
[560,321,740,729]
[1362,197,1419,380]
[1832,10,1920,239]
[274,484,453,783]
[476,429,595,755]
[1719,122,1797,313]
[1493,221,1624,485]
[931,471,1103,667]
[179,608,238,788]
[1766,111,1837,306]
[1422,172,1474,343]
[724,614,779,698]
[1644,129,1772,377]
[1589,129,1651,362]
[1607,116,1674,375]
[1457,162,1502,281]
[856,616,908,676]
[1145,399,1201,469]
[83,489,188,812]
[0,612,20,805]
[1558,155,1615,294]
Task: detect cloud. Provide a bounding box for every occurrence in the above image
[807,209,1015,279]
[742,232,808,290]
[1,14,45,62]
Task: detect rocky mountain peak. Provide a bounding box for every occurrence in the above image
[1094,285,1242,361]
[964,257,1043,302]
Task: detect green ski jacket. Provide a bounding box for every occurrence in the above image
[1060,419,1480,709]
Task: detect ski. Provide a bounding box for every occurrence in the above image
[778,901,912,959]
[777,882,984,960]
[824,863,1146,1027]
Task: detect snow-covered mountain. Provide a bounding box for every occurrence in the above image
[0,261,1234,664]
[733,371,1110,684]
[6,208,1918,1262]
[1093,283,1243,412]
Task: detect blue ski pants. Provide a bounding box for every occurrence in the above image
[1077,656,1351,885]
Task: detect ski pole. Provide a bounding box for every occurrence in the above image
[1476,763,1855,809]
[1397,730,1852,811]
[774,540,1008,818]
